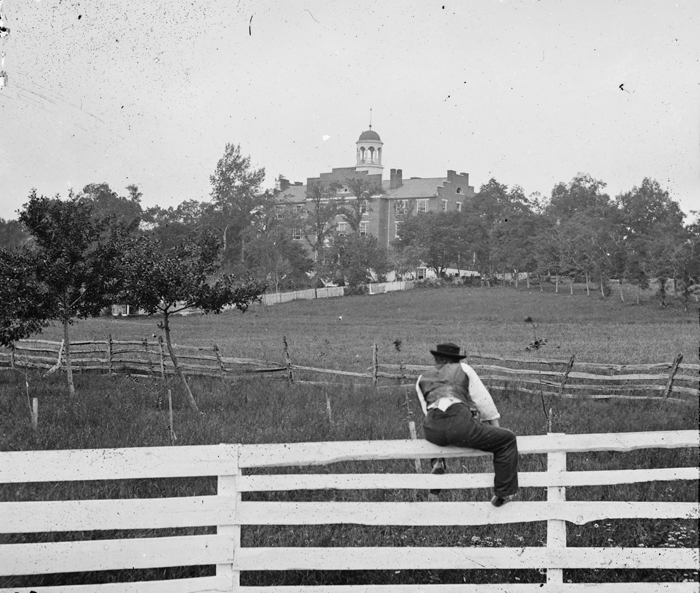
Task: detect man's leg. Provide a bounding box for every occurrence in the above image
[452,420,519,497]
[432,405,518,498]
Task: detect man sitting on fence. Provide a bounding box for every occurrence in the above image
[416,342,519,506]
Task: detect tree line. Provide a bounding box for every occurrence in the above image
[394,175,699,310]
[2,147,699,378]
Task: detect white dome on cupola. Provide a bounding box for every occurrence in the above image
[356,125,384,174]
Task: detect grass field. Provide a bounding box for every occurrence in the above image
[32,284,700,368]
[1,285,698,587]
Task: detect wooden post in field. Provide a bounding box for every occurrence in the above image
[158,336,166,380]
[45,339,65,375]
[407,420,422,502]
[325,388,333,424]
[106,334,113,375]
[31,397,38,431]
[547,433,567,586]
[408,421,422,472]
[213,344,226,378]
[663,353,683,401]
[217,445,241,590]
[283,336,294,384]
[372,343,378,387]
[558,355,575,397]
[10,344,15,369]
[167,389,177,444]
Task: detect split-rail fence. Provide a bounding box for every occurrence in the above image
[1,339,697,404]
[1,430,698,591]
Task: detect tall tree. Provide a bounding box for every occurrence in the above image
[324,233,390,287]
[303,181,342,267]
[117,231,267,412]
[78,182,143,228]
[393,212,465,277]
[0,249,49,346]
[244,202,313,292]
[340,177,384,233]
[142,200,207,250]
[547,173,612,221]
[0,218,30,250]
[17,191,123,395]
[208,143,266,262]
[616,179,687,304]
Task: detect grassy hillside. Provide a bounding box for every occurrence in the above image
[32,284,700,368]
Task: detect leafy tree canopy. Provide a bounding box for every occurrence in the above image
[208,143,267,261]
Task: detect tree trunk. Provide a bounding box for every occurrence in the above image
[619,277,625,302]
[526,272,530,289]
[221,224,229,253]
[63,317,76,397]
[569,276,574,295]
[514,269,519,288]
[636,284,641,305]
[555,274,559,293]
[585,272,590,296]
[600,274,605,298]
[538,274,543,292]
[162,313,201,413]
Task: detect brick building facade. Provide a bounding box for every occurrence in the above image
[275,127,475,253]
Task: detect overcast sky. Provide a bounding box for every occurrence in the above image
[0,0,698,221]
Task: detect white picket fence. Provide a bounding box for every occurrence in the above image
[261,286,344,306]
[368,280,415,294]
[1,430,698,592]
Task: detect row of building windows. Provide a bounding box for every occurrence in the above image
[288,198,462,242]
[393,199,462,215]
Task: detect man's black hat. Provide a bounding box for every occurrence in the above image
[430,342,466,360]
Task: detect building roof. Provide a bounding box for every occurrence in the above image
[358,129,381,142]
[276,177,456,203]
[382,177,446,198]
[276,184,306,203]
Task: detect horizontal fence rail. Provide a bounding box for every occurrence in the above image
[0,430,698,592]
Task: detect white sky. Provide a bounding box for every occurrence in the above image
[0,0,698,221]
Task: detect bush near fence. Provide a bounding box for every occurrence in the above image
[1,430,698,591]
[2,339,697,404]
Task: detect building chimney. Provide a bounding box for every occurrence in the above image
[396,169,403,188]
[390,168,397,189]
[279,177,290,191]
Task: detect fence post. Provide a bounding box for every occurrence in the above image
[663,353,683,400]
[546,433,567,586]
[213,344,226,378]
[106,334,113,375]
[158,336,166,380]
[372,343,378,387]
[31,397,38,430]
[283,336,294,384]
[10,345,15,369]
[167,389,177,444]
[217,444,241,591]
[45,340,65,376]
[558,355,575,397]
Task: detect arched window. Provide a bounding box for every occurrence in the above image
[360,147,366,163]
[368,146,375,163]
[456,187,463,194]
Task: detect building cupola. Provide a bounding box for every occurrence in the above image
[355,124,384,175]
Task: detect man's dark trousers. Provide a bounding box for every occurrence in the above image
[423,403,519,497]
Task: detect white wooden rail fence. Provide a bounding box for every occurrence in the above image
[1,430,698,592]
